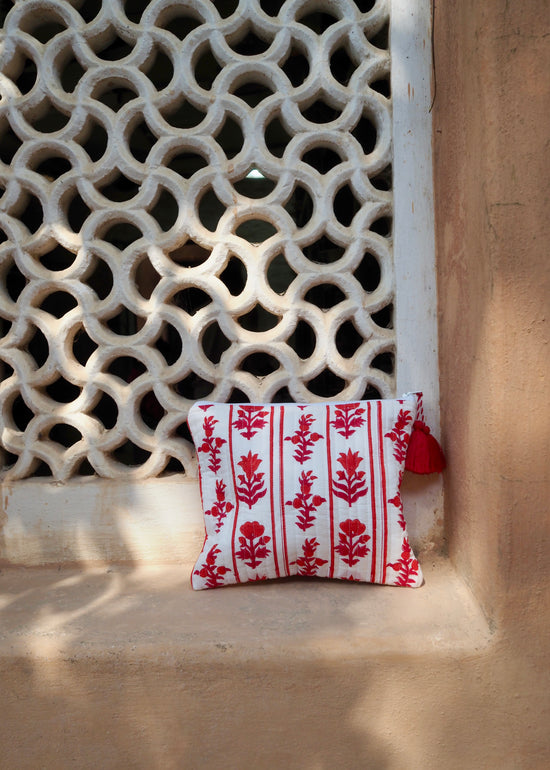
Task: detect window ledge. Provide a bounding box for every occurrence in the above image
[0,558,493,665]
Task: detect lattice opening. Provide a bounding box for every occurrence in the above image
[162,14,201,41]
[0,0,395,481]
[308,369,347,398]
[336,321,364,358]
[303,235,346,265]
[28,328,50,368]
[298,12,340,32]
[259,1,286,16]
[264,116,291,157]
[177,373,215,401]
[59,55,86,93]
[81,120,109,160]
[287,320,316,360]
[267,254,296,293]
[72,329,98,366]
[92,392,118,429]
[281,48,310,86]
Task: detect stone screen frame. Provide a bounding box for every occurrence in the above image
[0,0,441,564]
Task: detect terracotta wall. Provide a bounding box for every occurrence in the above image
[432,2,550,762]
[434,0,550,734]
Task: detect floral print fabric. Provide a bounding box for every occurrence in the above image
[188,397,423,589]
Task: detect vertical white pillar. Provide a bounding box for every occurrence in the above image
[391,0,444,544]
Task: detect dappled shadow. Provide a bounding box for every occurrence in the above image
[0,558,495,768]
[0,476,205,570]
[0,566,396,768]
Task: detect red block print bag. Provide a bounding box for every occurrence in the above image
[188,394,438,589]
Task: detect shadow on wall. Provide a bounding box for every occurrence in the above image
[433,0,550,627]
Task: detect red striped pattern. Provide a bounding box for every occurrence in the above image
[325,405,336,579]
[279,406,290,575]
[366,402,378,582]
[377,400,389,583]
[228,405,241,583]
[269,406,280,578]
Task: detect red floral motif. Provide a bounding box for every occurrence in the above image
[205,479,234,533]
[194,545,231,588]
[332,449,368,505]
[197,414,226,473]
[331,403,366,438]
[384,409,413,463]
[236,451,267,508]
[387,537,419,586]
[334,518,371,566]
[388,471,406,530]
[235,521,271,568]
[285,412,323,464]
[292,538,328,576]
[232,406,269,439]
[286,470,326,531]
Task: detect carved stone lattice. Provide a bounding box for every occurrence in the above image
[0,0,394,480]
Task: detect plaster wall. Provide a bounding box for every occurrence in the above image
[434,0,550,629]
[433,0,550,762]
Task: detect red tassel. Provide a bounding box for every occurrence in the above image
[405,421,446,474]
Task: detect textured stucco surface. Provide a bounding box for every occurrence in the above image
[435,0,550,629]
[434,0,550,765]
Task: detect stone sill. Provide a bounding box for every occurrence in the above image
[0,475,444,566]
[0,557,492,665]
